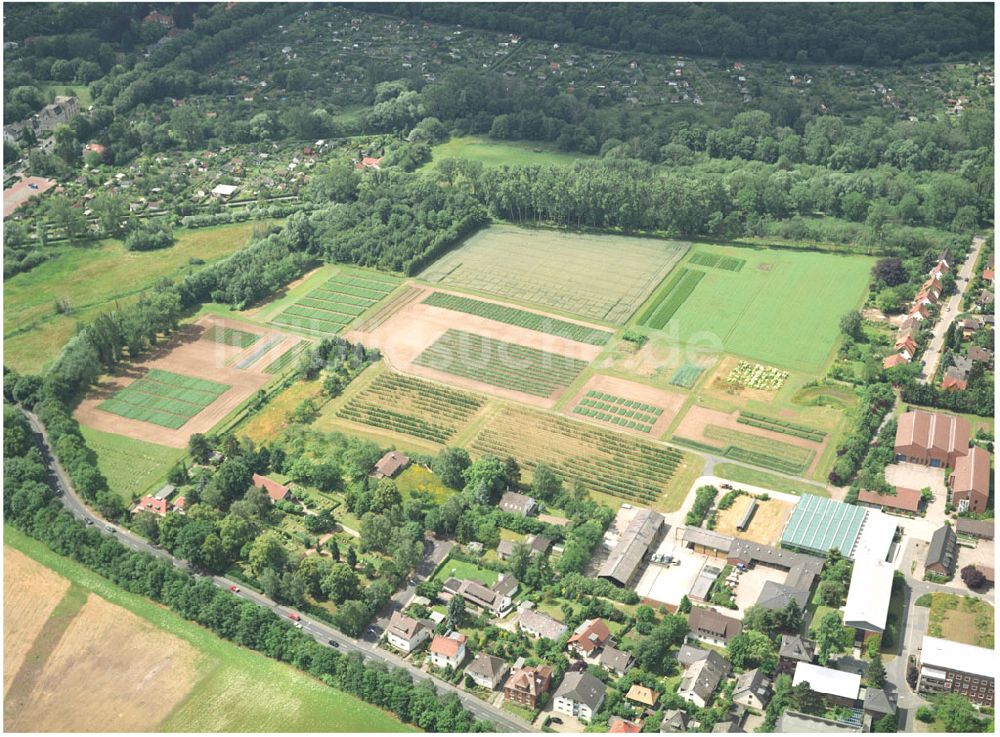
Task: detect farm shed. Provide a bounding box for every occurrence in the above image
[598,508,665,587]
[682,527,734,557]
[736,500,757,531]
[894,410,970,468]
[956,518,994,540]
[925,525,957,576]
[857,487,921,515]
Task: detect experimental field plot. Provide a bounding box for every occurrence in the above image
[98,369,229,430]
[271,271,400,336]
[418,225,689,324]
[202,325,260,348]
[337,371,486,444]
[470,405,685,505]
[571,390,664,434]
[421,291,612,346]
[412,329,589,398]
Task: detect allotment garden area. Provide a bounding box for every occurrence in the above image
[270,271,400,337]
[417,225,689,324]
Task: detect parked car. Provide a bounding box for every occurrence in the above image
[328,639,339,648]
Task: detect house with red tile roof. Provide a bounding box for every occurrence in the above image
[883,353,908,369]
[609,717,642,733]
[567,618,612,657]
[429,633,467,670]
[132,496,169,516]
[908,303,930,321]
[252,473,294,503]
[941,368,968,392]
[950,446,991,514]
[355,156,382,170]
[857,487,922,516]
[894,410,970,468]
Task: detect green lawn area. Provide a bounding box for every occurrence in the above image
[4,221,272,373]
[927,593,994,648]
[80,426,186,501]
[639,245,873,374]
[713,463,830,497]
[432,556,499,586]
[395,465,455,503]
[38,81,93,108]
[421,136,590,171]
[5,525,414,732]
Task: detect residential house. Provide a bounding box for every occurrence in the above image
[567,618,612,657]
[956,517,994,540]
[373,450,410,479]
[917,635,994,707]
[497,540,516,560]
[733,668,771,710]
[915,289,938,307]
[968,346,994,366]
[778,635,815,675]
[526,534,552,556]
[929,259,949,279]
[504,664,552,708]
[429,632,467,670]
[857,487,922,516]
[659,709,688,733]
[908,302,930,321]
[553,671,606,722]
[252,474,294,503]
[625,684,657,710]
[677,644,711,667]
[894,410,970,467]
[498,491,537,516]
[609,717,641,733]
[960,317,982,338]
[941,367,967,391]
[687,607,741,646]
[895,333,918,359]
[465,652,508,690]
[442,576,518,616]
[143,10,175,26]
[211,183,239,198]
[599,646,633,676]
[925,524,957,576]
[949,446,991,514]
[862,686,896,725]
[131,496,169,517]
[355,156,383,170]
[516,609,567,641]
[793,662,861,707]
[598,508,665,586]
[678,650,730,708]
[386,611,430,653]
[882,353,909,370]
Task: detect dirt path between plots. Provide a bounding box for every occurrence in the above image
[673,405,826,476]
[560,373,687,437]
[75,315,302,448]
[345,286,605,408]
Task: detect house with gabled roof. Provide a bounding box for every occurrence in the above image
[252,473,294,503]
[687,607,741,645]
[429,632,467,670]
[894,410,970,468]
[386,611,430,653]
[373,450,410,479]
[733,668,772,710]
[678,649,730,708]
[465,652,508,690]
[950,446,991,514]
[599,645,633,676]
[554,671,606,722]
[568,618,612,657]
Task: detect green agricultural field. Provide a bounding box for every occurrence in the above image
[98,369,229,429]
[203,325,261,348]
[270,271,400,337]
[413,329,588,398]
[571,390,663,433]
[5,526,413,733]
[636,245,873,374]
[712,463,830,497]
[418,225,690,324]
[422,292,612,346]
[264,340,310,374]
[4,221,271,373]
[421,136,590,171]
[80,426,185,501]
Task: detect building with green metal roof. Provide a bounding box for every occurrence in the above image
[780,494,866,557]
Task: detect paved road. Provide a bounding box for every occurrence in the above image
[920,235,985,382]
[20,408,533,733]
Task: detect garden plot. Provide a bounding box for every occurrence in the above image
[270,271,400,336]
[417,225,689,324]
[672,406,826,477]
[562,374,685,437]
[713,496,794,546]
[76,316,299,447]
[203,324,261,348]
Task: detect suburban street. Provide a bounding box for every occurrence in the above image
[920,235,985,381]
[20,408,534,734]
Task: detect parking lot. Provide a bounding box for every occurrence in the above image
[634,542,713,607]
[731,564,788,613]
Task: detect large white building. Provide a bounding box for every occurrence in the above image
[918,636,995,707]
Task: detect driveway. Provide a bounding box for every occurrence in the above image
[920,235,985,382]
[368,535,454,640]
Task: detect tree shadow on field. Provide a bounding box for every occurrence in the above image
[140,323,205,362]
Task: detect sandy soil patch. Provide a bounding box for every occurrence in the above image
[714,496,794,546]
[75,315,302,448]
[3,548,71,697]
[4,594,201,732]
[562,374,686,437]
[345,286,603,407]
[673,405,825,475]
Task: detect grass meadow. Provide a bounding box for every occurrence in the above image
[5,525,413,733]
[80,426,185,501]
[635,245,873,374]
[421,136,590,171]
[4,221,271,373]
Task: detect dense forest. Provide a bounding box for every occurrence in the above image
[375,2,994,64]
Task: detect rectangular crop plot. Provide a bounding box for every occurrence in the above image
[202,325,260,348]
[422,292,612,346]
[412,329,588,398]
[98,369,229,429]
[235,335,284,369]
[337,371,486,444]
[418,225,689,324]
[571,390,663,433]
[264,340,309,374]
[638,268,705,330]
[669,362,705,389]
[471,405,685,506]
[271,271,399,336]
[689,252,745,272]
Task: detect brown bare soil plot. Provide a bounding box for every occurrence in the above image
[346,286,603,408]
[562,374,686,437]
[4,593,201,732]
[713,495,794,546]
[3,548,71,697]
[76,315,303,447]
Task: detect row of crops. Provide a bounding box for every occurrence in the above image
[671,436,808,475]
[738,411,827,442]
[422,292,612,346]
[271,272,399,337]
[413,329,588,398]
[337,372,486,443]
[202,325,260,348]
[669,362,705,388]
[571,390,664,432]
[264,340,310,374]
[469,406,683,504]
[98,370,229,429]
[637,268,705,330]
[688,252,746,272]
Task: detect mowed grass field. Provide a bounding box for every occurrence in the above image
[4,221,271,373]
[418,225,690,324]
[635,245,873,373]
[5,526,413,733]
[421,136,591,171]
[80,426,186,501]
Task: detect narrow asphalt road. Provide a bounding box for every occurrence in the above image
[19,408,533,733]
